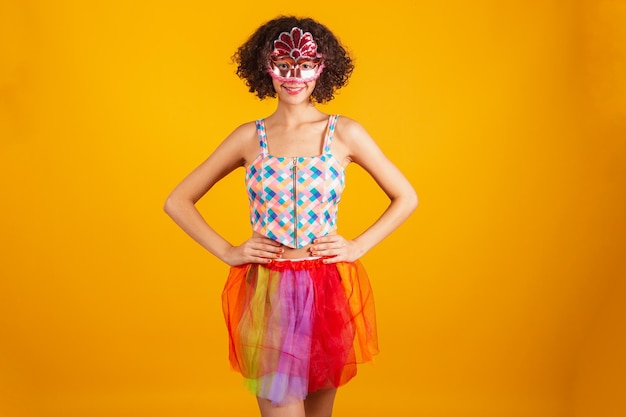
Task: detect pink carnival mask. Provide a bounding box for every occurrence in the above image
[268,27,325,84]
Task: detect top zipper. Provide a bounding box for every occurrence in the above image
[292,157,298,248]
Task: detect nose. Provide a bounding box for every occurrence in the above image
[289,65,301,78]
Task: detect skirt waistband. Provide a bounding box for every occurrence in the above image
[272,256,322,262]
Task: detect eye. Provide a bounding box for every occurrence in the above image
[271,58,294,70]
[300,62,317,70]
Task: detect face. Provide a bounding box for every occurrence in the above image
[267,27,325,85]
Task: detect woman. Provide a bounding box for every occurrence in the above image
[164,15,417,417]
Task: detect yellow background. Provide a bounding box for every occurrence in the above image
[1,1,625,416]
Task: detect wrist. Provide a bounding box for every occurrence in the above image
[351,239,369,258]
[215,244,235,265]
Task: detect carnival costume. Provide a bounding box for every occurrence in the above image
[221,28,378,406]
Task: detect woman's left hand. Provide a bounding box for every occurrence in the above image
[309,235,365,263]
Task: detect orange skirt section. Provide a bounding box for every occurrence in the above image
[221,258,378,405]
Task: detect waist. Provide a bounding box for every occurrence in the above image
[251,220,337,249]
[280,246,316,259]
[252,231,334,259]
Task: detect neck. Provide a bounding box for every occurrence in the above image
[271,101,324,125]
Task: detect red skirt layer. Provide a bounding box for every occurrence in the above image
[221,258,378,405]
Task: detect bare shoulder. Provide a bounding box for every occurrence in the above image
[224,120,258,145]
[334,115,382,165]
[219,120,260,166]
[334,115,369,141]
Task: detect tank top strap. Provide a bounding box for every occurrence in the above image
[322,114,340,154]
[255,119,269,155]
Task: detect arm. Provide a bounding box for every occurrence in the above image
[311,117,418,263]
[163,123,283,266]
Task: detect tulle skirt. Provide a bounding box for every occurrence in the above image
[221,257,378,405]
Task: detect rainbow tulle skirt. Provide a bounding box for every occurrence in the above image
[221,258,378,405]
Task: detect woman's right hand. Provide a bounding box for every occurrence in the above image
[222,236,284,266]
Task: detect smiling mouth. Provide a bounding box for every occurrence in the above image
[282,84,306,95]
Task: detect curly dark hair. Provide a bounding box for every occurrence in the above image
[232,16,354,103]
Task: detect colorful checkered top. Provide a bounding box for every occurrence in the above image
[245,114,345,248]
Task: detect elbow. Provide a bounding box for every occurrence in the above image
[163,194,181,218]
[390,188,418,216]
[164,192,198,220]
[407,189,418,213]
[164,189,198,219]
[398,185,418,215]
